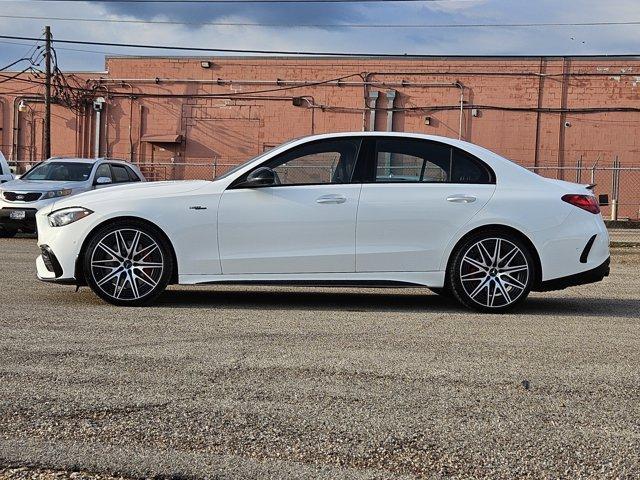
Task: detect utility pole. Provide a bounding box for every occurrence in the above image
[44,25,52,160]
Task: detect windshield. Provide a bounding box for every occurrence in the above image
[22,162,94,182]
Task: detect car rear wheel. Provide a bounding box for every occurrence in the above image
[83,221,173,306]
[448,231,535,313]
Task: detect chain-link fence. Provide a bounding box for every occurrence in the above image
[5,157,639,246]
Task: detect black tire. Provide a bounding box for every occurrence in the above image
[448,230,535,313]
[0,227,18,238]
[83,220,174,306]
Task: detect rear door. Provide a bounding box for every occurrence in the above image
[356,137,496,272]
[218,137,364,274]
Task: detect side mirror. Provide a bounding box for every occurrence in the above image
[242,167,277,187]
[96,176,112,185]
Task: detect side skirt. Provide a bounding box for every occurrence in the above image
[178,271,445,288]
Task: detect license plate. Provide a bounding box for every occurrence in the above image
[9,210,26,220]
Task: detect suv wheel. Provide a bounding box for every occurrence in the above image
[83,221,173,306]
[449,231,535,313]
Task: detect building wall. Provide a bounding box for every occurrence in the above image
[1,55,640,214]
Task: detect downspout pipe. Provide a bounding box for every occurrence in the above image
[367,90,379,132]
[11,96,43,162]
[93,97,106,159]
[94,108,101,159]
[386,90,397,132]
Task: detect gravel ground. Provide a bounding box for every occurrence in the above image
[0,238,639,479]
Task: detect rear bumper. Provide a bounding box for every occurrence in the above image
[536,257,610,292]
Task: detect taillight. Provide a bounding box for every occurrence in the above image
[562,194,600,214]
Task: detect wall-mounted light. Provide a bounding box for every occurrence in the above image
[472,108,481,118]
[18,100,29,112]
[200,61,212,69]
[424,116,432,125]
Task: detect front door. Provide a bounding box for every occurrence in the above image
[218,137,363,274]
[356,137,497,272]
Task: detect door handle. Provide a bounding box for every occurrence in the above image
[446,195,477,203]
[316,194,347,204]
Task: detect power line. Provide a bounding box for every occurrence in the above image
[1,0,476,3]
[4,14,640,29]
[3,34,640,58]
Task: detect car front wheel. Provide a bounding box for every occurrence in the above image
[83,221,173,306]
[449,231,535,313]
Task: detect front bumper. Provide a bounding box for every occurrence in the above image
[35,207,93,284]
[0,207,38,232]
[0,197,57,232]
[536,257,610,292]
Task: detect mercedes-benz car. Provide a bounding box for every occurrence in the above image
[35,133,610,312]
[0,157,145,237]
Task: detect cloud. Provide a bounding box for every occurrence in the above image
[0,0,639,71]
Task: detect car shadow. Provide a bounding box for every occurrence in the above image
[155,288,459,313]
[153,287,640,318]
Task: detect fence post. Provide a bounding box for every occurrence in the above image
[213,160,217,179]
[610,156,620,221]
[576,155,582,183]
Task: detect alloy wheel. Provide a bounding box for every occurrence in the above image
[459,237,530,309]
[90,228,164,301]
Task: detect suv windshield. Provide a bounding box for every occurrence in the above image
[23,162,93,182]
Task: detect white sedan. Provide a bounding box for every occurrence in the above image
[35,132,610,312]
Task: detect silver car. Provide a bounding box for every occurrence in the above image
[0,157,145,237]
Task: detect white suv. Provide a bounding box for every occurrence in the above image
[0,157,145,237]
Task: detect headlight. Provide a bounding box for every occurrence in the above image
[48,207,93,227]
[43,188,73,199]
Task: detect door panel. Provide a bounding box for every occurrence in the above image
[356,184,495,272]
[218,184,361,274]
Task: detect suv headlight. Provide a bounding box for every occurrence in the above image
[48,207,93,227]
[43,188,73,199]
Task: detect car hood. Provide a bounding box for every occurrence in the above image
[0,179,82,192]
[49,180,213,212]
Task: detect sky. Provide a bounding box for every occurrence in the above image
[1,0,640,71]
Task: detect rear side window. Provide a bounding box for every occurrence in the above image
[111,165,131,183]
[374,139,450,183]
[125,166,141,182]
[451,149,493,184]
[372,138,493,184]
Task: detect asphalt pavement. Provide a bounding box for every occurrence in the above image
[1,238,639,479]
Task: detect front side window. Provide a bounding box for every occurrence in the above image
[95,163,112,182]
[239,138,362,186]
[372,138,493,184]
[23,162,93,182]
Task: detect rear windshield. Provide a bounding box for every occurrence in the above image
[23,162,93,182]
